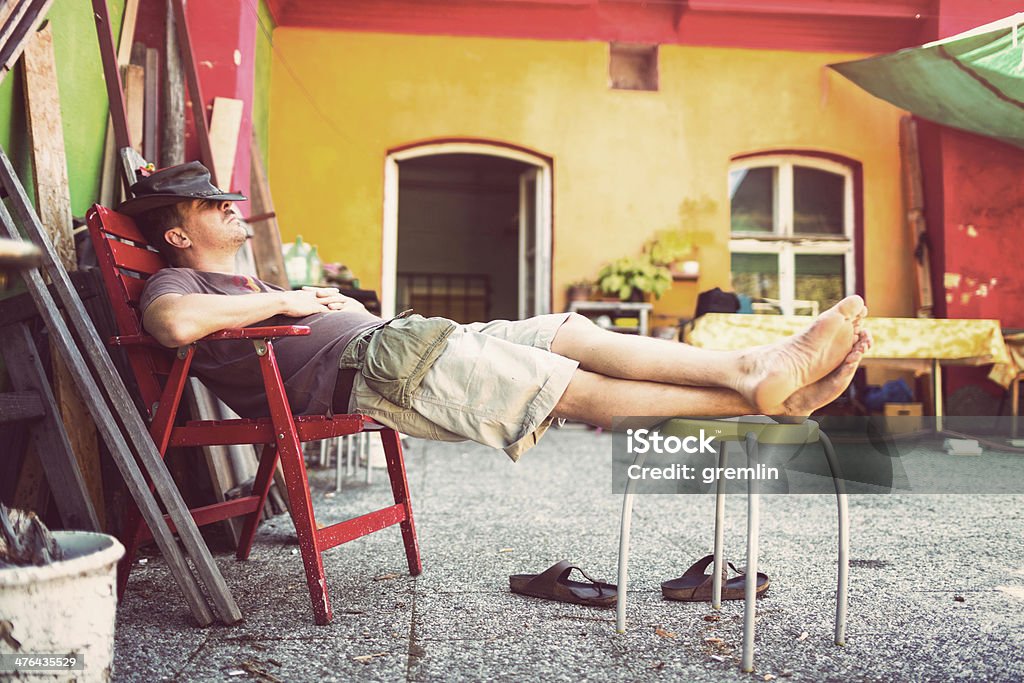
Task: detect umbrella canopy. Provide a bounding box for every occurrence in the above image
[830,13,1024,150]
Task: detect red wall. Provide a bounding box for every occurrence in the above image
[134,0,256,200]
[939,129,1024,327]
[919,0,1024,404]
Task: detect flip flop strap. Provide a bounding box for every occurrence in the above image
[525,561,608,597]
[569,566,607,595]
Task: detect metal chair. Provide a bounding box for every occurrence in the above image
[87,204,421,625]
[615,416,849,672]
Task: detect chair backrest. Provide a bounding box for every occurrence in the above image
[86,204,173,418]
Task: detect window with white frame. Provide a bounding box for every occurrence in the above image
[729,154,855,316]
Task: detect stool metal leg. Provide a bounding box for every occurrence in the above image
[712,441,729,609]
[741,432,760,672]
[334,436,344,492]
[365,433,373,484]
[319,438,328,466]
[616,448,648,633]
[820,431,849,646]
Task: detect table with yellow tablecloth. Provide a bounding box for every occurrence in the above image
[687,314,1014,425]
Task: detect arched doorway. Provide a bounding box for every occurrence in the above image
[382,141,552,320]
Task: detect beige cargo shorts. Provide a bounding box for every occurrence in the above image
[342,313,578,461]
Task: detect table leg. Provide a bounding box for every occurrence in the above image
[1012,377,1020,440]
[932,359,943,433]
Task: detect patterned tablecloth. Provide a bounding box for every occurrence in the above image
[688,314,1016,385]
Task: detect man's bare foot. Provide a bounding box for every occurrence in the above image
[737,295,865,413]
[776,329,873,419]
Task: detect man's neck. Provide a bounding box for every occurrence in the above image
[180,251,239,274]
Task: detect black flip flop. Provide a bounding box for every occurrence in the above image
[510,560,618,608]
[661,554,769,602]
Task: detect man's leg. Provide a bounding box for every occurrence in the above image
[550,295,866,413]
[552,331,870,429]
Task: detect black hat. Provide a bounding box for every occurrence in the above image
[116,161,247,216]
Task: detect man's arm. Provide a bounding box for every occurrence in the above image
[143,286,357,348]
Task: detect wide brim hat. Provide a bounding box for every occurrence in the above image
[116,161,247,216]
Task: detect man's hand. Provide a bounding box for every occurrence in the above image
[144,286,371,348]
[280,286,366,316]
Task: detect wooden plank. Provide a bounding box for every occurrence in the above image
[209,97,242,191]
[92,0,135,198]
[171,0,216,175]
[123,63,144,155]
[248,138,290,288]
[0,390,44,422]
[0,151,226,626]
[23,23,107,530]
[52,357,107,529]
[1,324,100,531]
[0,0,29,68]
[0,2,21,35]
[12,445,47,516]
[98,0,139,207]
[0,0,31,65]
[22,22,73,268]
[187,378,243,548]
[899,115,934,319]
[0,0,52,79]
[143,47,159,162]
[161,0,184,167]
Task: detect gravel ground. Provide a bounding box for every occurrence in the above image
[113,427,1024,682]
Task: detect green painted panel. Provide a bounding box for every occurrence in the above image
[0,0,126,216]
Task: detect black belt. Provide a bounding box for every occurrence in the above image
[332,367,359,414]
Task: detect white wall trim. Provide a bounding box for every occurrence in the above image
[381,142,552,319]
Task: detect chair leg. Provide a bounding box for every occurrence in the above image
[741,432,761,673]
[820,431,849,646]
[236,443,280,561]
[616,448,647,633]
[277,432,333,625]
[712,441,729,610]
[380,428,422,576]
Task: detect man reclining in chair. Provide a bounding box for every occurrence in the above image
[123,162,872,462]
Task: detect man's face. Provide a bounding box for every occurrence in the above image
[178,199,246,251]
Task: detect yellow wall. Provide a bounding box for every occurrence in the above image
[268,29,912,321]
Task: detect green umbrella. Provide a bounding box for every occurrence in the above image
[830,13,1024,149]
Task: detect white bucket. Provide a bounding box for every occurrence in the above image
[0,531,125,682]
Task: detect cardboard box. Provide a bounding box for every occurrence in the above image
[883,402,923,433]
[884,403,923,417]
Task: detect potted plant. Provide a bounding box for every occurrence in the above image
[596,256,672,302]
[646,229,701,280]
[566,279,594,302]
[646,197,719,280]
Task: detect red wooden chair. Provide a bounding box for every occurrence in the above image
[85,204,421,625]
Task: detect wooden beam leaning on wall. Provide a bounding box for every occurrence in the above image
[0,0,54,82]
[98,0,138,206]
[248,137,290,289]
[899,115,934,319]
[21,21,107,529]
[0,146,242,626]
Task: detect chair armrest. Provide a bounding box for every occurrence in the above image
[203,326,311,341]
[110,326,311,347]
[109,334,166,348]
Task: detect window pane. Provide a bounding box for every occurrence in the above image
[795,254,845,311]
[793,166,845,235]
[731,253,779,304]
[729,167,775,233]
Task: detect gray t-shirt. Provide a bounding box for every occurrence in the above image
[139,268,382,418]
